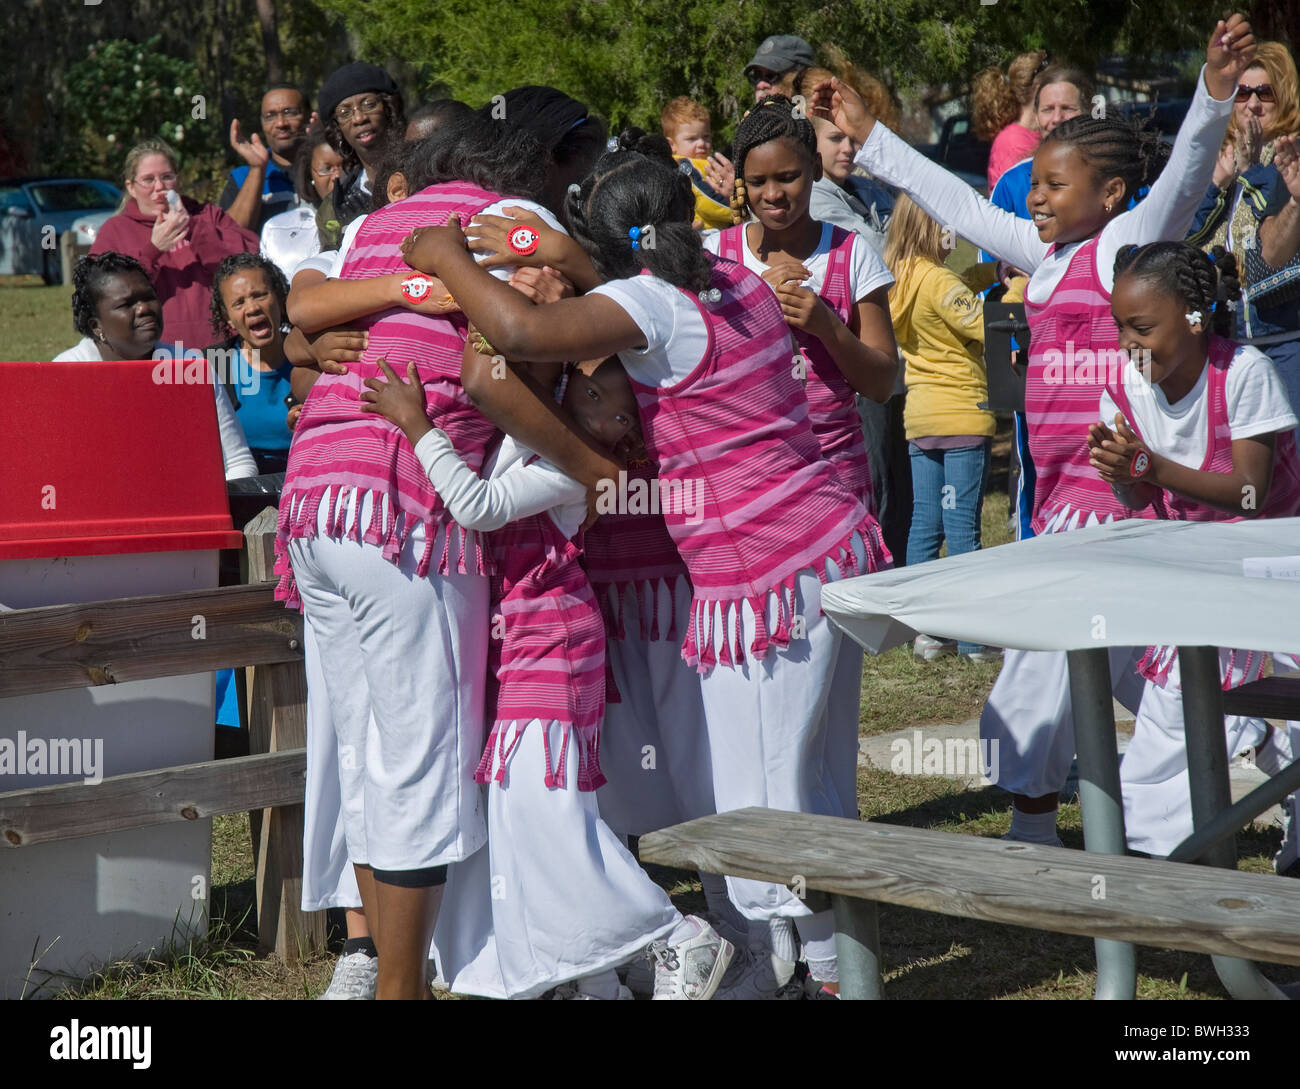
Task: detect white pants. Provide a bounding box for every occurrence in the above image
[1122,652,1267,856]
[289,506,488,872]
[697,535,867,922]
[301,620,360,910]
[596,578,714,836]
[980,646,1147,798]
[433,720,681,999]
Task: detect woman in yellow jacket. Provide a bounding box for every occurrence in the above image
[884,195,999,662]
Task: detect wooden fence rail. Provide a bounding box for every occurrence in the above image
[0,506,322,963]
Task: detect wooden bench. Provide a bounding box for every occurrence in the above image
[1221,676,1300,720]
[638,807,1300,999]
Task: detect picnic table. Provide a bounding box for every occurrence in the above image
[821,516,1300,999]
[642,518,1300,999]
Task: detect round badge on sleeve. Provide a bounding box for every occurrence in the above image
[1131,449,1151,478]
[400,274,434,304]
[507,225,540,257]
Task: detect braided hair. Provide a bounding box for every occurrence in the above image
[1041,116,1170,206]
[565,147,712,292]
[209,252,290,338]
[1112,241,1241,337]
[729,95,819,225]
[71,252,151,337]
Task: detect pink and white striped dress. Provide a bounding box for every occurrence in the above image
[580,459,691,643]
[1023,236,1157,535]
[715,224,874,506]
[1108,335,1300,688]
[273,181,505,607]
[478,510,608,792]
[628,255,891,672]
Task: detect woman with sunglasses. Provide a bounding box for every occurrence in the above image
[315,62,406,249]
[1188,41,1300,442]
[90,138,259,348]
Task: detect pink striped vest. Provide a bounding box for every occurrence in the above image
[627,254,891,672]
[1024,237,1151,534]
[1109,336,1300,688]
[580,459,691,643]
[478,512,607,791]
[716,223,874,506]
[273,182,503,607]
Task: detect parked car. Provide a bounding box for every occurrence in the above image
[0,177,122,283]
[916,115,990,195]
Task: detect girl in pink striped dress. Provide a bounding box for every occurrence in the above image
[814,15,1258,847]
[704,96,898,512]
[361,355,734,1000]
[1087,242,1300,857]
[276,117,595,997]
[400,146,896,998]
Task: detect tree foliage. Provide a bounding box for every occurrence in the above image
[312,0,1235,139]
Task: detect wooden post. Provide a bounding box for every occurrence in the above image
[244,506,324,961]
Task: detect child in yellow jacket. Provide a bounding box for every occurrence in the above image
[885,195,998,662]
[661,96,734,230]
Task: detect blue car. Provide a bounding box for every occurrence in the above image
[0,176,123,283]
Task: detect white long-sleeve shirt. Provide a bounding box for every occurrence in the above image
[413,430,585,539]
[856,66,1235,305]
[54,336,259,480]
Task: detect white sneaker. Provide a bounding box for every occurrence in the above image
[548,981,634,1000]
[1276,793,1299,877]
[649,916,733,1000]
[914,634,957,662]
[318,951,378,1000]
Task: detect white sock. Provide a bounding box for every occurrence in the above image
[796,910,837,981]
[1009,806,1059,844]
[750,916,797,964]
[575,969,622,999]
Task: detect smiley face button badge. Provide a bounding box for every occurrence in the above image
[507,225,540,257]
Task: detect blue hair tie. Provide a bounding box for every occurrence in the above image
[629,225,651,250]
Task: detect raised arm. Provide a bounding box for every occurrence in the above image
[1097,17,1253,276]
[1258,134,1300,269]
[811,77,1046,272]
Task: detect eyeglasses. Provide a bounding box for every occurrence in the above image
[261,106,305,123]
[747,67,789,87]
[333,96,385,124]
[1236,83,1275,103]
[312,163,342,177]
[133,172,177,188]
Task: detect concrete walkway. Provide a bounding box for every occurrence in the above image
[861,701,1286,829]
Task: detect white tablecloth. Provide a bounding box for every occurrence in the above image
[822,518,1300,656]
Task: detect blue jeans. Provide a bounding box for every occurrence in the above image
[907,439,991,654]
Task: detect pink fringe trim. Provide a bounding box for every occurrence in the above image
[681,515,890,674]
[272,484,494,610]
[1137,644,1274,692]
[590,575,690,643]
[474,720,605,792]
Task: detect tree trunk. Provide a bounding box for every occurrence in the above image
[255,0,285,85]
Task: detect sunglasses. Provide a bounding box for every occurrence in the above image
[747,67,790,87]
[1236,83,1275,103]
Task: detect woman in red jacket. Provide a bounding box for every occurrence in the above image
[91,138,258,350]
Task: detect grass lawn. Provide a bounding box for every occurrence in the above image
[8,280,1290,1000]
[0,280,76,359]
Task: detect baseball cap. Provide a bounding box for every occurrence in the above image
[744,35,815,78]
